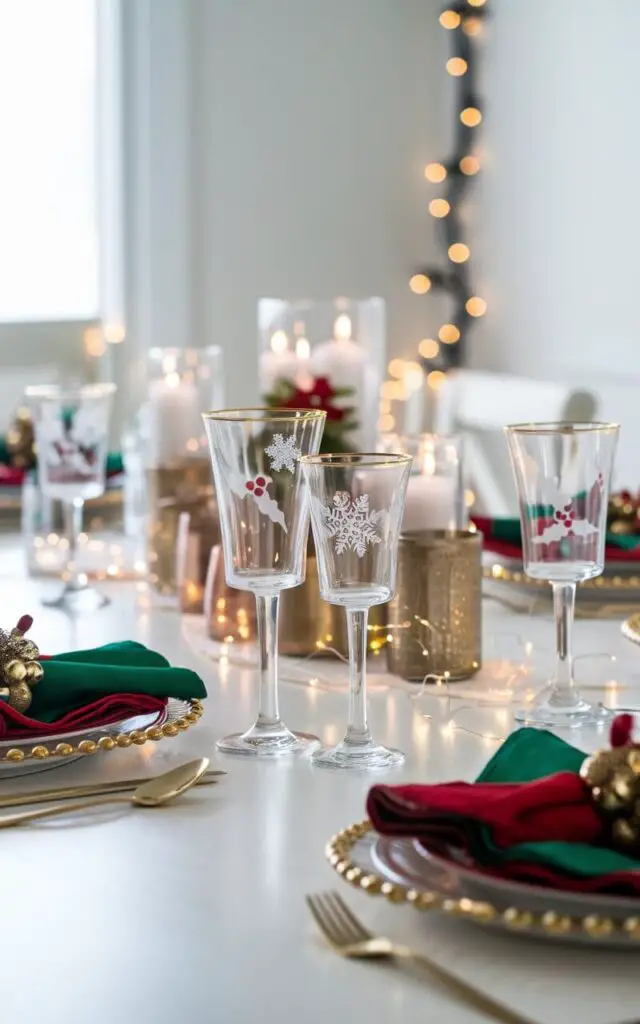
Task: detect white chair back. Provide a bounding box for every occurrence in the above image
[434,369,598,516]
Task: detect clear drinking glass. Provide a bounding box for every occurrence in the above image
[505,421,619,727]
[26,383,116,612]
[301,452,412,768]
[202,407,326,756]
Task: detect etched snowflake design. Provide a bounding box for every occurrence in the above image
[264,433,302,473]
[321,491,384,558]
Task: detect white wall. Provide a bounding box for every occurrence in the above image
[189,0,448,405]
[473,0,640,386]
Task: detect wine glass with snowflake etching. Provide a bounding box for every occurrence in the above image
[505,422,619,728]
[301,452,412,769]
[203,408,326,756]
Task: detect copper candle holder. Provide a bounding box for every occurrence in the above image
[386,529,481,681]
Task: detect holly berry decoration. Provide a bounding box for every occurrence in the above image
[263,375,358,454]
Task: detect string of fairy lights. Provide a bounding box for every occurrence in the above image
[379,0,488,434]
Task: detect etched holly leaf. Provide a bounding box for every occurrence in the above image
[254,490,288,532]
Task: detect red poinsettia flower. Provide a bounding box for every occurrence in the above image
[282,376,346,422]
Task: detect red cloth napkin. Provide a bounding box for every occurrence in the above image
[367,774,601,848]
[367,775,640,895]
[0,694,167,740]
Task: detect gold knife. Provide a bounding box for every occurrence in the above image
[0,769,226,809]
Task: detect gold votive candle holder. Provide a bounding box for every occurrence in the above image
[206,545,257,644]
[176,500,220,615]
[386,529,482,681]
[147,459,213,600]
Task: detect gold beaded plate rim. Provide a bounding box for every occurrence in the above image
[327,820,640,946]
[0,698,204,767]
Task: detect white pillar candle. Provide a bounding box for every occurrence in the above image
[402,473,457,532]
[309,315,365,445]
[259,329,300,392]
[146,373,200,465]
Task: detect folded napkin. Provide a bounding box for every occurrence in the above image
[0,641,207,739]
[474,515,640,563]
[367,729,640,895]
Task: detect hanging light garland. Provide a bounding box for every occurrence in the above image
[413,0,489,395]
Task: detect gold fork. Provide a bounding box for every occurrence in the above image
[306,891,536,1024]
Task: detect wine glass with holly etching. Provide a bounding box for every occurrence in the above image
[203,408,326,756]
[505,422,619,727]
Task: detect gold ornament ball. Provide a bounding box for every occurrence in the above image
[24,661,43,684]
[612,818,638,847]
[612,771,636,805]
[10,682,33,713]
[5,658,26,682]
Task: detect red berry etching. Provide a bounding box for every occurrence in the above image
[254,487,264,497]
[256,477,266,487]
[246,480,255,491]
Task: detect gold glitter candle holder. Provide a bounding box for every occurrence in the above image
[386,530,481,681]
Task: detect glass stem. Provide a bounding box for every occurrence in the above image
[64,497,85,591]
[345,608,372,746]
[254,593,282,729]
[551,582,577,707]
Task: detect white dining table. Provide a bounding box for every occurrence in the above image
[0,549,639,1024]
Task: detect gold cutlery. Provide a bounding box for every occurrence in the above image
[306,891,536,1024]
[0,758,211,828]
[0,768,225,809]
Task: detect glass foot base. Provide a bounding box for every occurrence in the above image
[515,689,612,730]
[42,586,110,614]
[216,728,319,758]
[312,739,405,771]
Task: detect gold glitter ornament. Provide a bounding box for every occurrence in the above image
[0,615,43,714]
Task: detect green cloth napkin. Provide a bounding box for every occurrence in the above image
[31,641,207,722]
[476,728,640,878]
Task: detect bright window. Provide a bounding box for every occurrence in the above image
[0,0,98,322]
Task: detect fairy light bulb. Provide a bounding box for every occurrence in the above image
[419,338,440,359]
[388,358,407,379]
[462,16,483,36]
[83,327,106,358]
[424,162,447,183]
[439,10,461,28]
[427,370,447,391]
[409,274,431,294]
[448,242,470,263]
[438,323,461,344]
[429,198,450,218]
[459,155,480,175]
[446,57,468,76]
[381,380,405,401]
[460,107,482,127]
[467,0,487,7]
[403,361,424,393]
[379,413,395,432]
[466,296,487,317]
